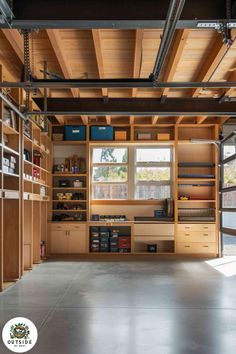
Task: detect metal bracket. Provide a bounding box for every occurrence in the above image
[197,21,233,46]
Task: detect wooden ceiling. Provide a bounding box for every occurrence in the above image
[0,28,236,125]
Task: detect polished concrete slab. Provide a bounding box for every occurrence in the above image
[0,257,236,354]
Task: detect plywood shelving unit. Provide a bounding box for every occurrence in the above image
[0,68,21,290]
[0,89,222,290]
[22,114,52,269]
[0,64,52,291]
[48,123,219,257]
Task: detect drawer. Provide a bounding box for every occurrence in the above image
[51,223,86,231]
[177,231,216,243]
[69,224,86,231]
[176,242,216,254]
[134,236,174,243]
[177,224,216,232]
[134,224,174,236]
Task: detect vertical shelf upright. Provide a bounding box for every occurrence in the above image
[0,79,21,288]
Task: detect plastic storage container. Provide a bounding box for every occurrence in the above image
[64,126,86,141]
[90,126,114,141]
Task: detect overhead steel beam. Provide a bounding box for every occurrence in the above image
[0,0,234,29]
[0,0,14,27]
[32,97,236,116]
[1,79,236,89]
[151,0,186,81]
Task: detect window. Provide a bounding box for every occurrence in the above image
[91,146,172,200]
[135,147,172,200]
[92,148,128,199]
[223,158,236,188]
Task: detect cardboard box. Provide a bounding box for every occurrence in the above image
[115,131,127,140]
[137,133,152,140]
[157,133,170,141]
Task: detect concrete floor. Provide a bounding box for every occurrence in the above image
[0,257,236,354]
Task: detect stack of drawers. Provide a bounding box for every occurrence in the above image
[176,224,217,254]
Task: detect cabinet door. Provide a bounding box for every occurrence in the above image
[50,230,68,254]
[68,231,87,254]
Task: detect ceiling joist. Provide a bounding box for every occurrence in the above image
[162,29,189,97]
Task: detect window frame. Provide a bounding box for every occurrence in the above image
[134,146,173,200]
[220,131,236,243]
[91,146,129,200]
[90,145,173,201]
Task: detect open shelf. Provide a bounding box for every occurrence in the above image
[2,122,19,135]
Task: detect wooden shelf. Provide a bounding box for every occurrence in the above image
[177,200,216,203]
[24,159,32,165]
[2,122,19,135]
[53,141,86,145]
[52,200,87,202]
[178,178,216,182]
[52,173,87,177]
[51,209,87,212]
[53,187,87,190]
[3,171,19,178]
[3,145,19,156]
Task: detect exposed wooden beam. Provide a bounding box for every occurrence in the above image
[92,29,109,126]
[222,71,236,97]
[162,29,189,97]
[219,116,230,124]
[46,29,79,98]
[130,116,135,125]
[1,29,24,63]
[1,30,45,94]
[132,29,144,97]
[81,115,88,125]
[176,116,184,124]
[46,29,88,124]
[196,116,208,124]
[152,115,159,124]
[92,29,107,97]
[2,29,64,125]
[106,115,111,125]
[191,34,234,98]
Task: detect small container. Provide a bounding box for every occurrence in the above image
[73,180,83,188]
[147,244,157,253]
[65,193,72,200]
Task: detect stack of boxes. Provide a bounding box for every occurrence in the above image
[100,230,110,252]
[3,154,17,174]
[90,227,100,253]
[90,227,131,253]
[110,229,119,253]
[118,236,131,253]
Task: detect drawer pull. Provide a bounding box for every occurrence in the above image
[203,245,209,248]
[203,234,209,236]
[203,227,209,230]
[185,227,190,230]
[185,234,190,236]
[184,245,190,248]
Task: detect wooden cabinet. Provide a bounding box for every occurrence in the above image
[176,243,216,254]
[51,230,68,254]
[134,224,174,237]
[176,224,217,255]
[68,231,87,254]
[50,223,87,254]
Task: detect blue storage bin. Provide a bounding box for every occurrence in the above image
[64,126,86,141]
[90,126,114,141]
